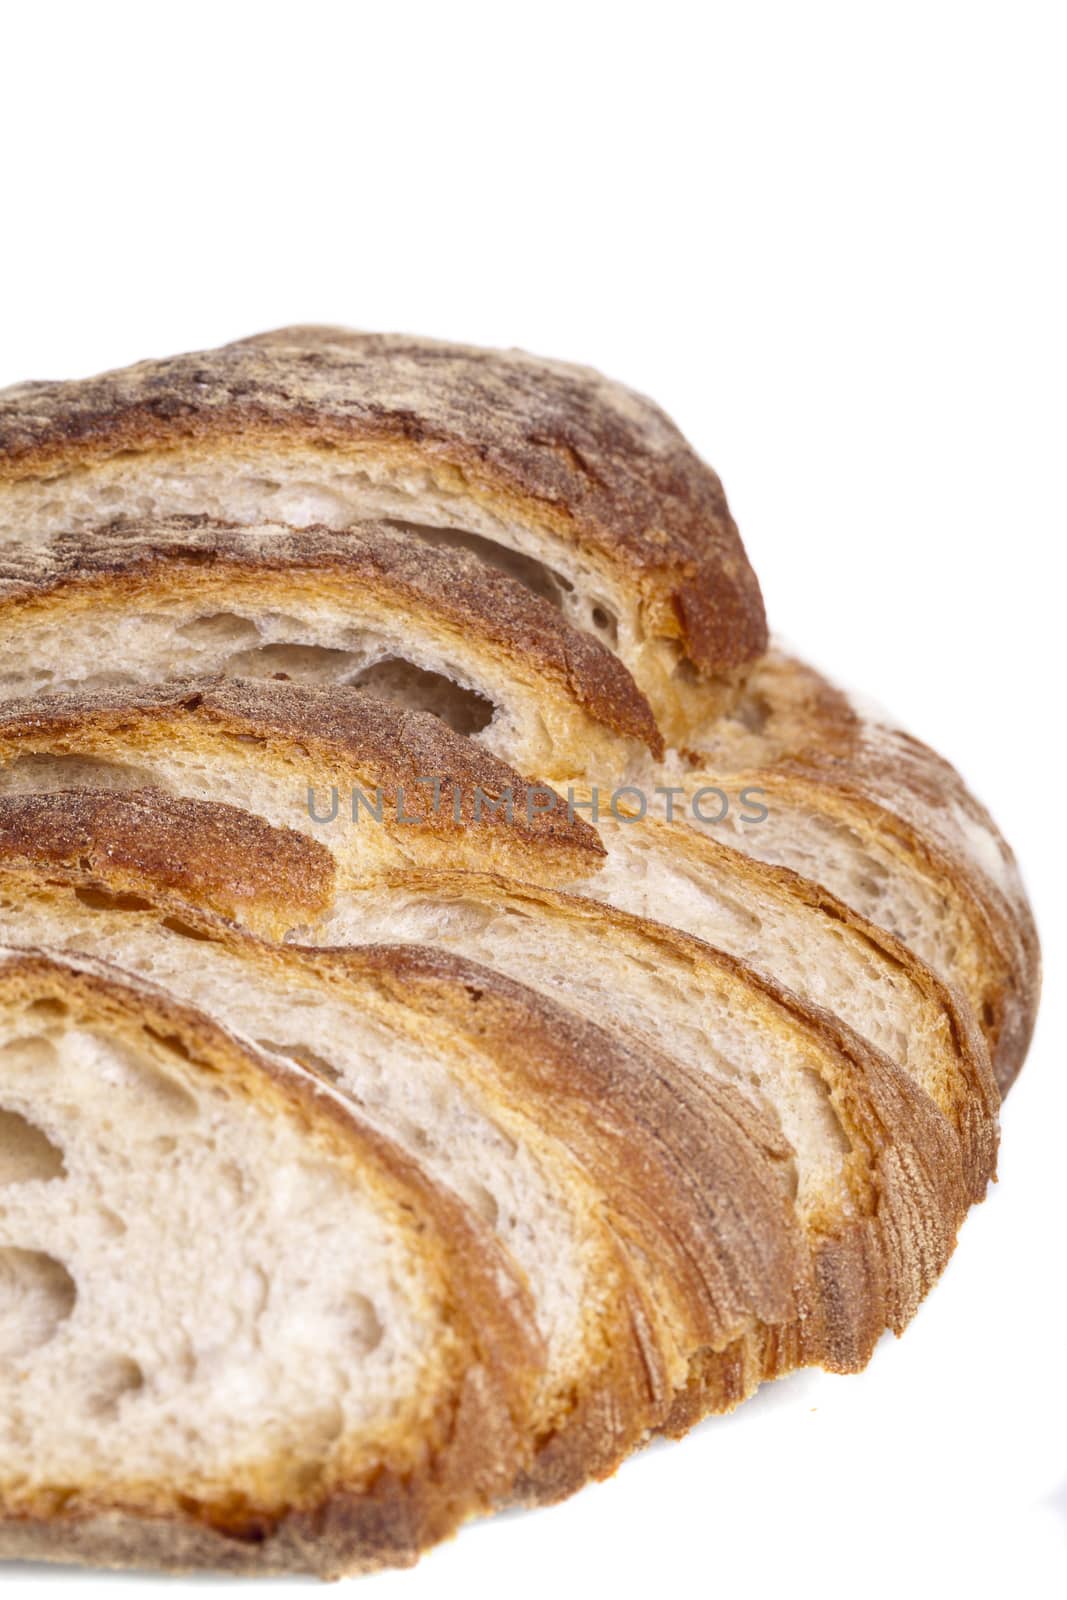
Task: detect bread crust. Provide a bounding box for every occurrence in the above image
[0,676,605,885]
[0,685,998,1195]
[689,650,1041,1094]
[595,804,999,1200]
[331,945,808,1480]
[0,853,747,1499]
[0,805,977,1381]
[0,326,768,676]
[0,331,1038,1581]
[0,948,543,1576]
[340,869,979,1353]
[752,768,1036,1097]
[0,860,798,1494]
[0,515,664,765]
[311,940,809,1492]
[0,787,334,941]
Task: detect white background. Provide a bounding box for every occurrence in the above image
[2,3,1064,1597]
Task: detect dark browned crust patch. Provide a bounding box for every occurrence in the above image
[0,788,336,939]
[0,326,768,674]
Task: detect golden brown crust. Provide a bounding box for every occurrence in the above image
[0,787,336,941]
[0,858,788,1497]
[0,803,977,1380]
[625,814,999,1200]
[0,676,605,884]
[336,869,977,1366]
[0,326,768,674]
[766,767,1037,1098]
[694,650,1041,1094]
[0,514,663,759]
[0,679,1002,1183]
[0,329,1036,1582]
[0,679,999,1189]
[309,940,809,1494]
[0,857,707,1498]
[0,948,543,1576]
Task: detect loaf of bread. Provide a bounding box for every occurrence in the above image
[0,329,1040,1576]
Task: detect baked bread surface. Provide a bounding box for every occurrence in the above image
[0,329,1039,1577]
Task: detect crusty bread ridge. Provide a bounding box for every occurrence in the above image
[0,791,975,1374]
[679,651,1040,1092]
[0,690,998,1192]
[0,327,1041,1578]
[0,827,809,1495]
[0,522,1037,1088]
[0,677,605,887]
[0,516,662,776]
[0,326,768,744]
